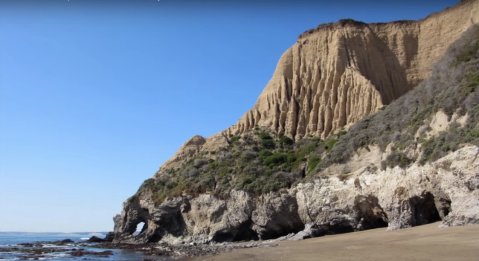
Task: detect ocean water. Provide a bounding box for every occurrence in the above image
[0,232,170,261]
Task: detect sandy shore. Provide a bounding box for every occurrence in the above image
[183,222,479,261]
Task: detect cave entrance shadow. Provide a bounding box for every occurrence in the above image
[411,192,442,226]
[354,195,389,231]
[212,221,259,242]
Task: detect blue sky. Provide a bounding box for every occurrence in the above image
[0,0,459,232]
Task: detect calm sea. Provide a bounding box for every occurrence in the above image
[0,232,171,261]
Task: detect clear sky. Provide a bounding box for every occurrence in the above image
[0,0,460,232]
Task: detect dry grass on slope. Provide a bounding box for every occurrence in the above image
[318,25,479,171]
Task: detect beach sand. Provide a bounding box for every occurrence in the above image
[184,222,479,261]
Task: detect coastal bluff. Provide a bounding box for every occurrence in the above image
[112,0,479,246]
[161,0,479,172]
[227,0,479,141]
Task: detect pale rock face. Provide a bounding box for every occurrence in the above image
[251,192,304,239]
[416,110,470,140]
[159,135,206,171]
[113,146,479,243]
[297,146,479,232]
[114,190,304,243]
[182,191,255,242]
[227,0,479,140]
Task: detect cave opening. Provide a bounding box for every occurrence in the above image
[132,222,146,236]
[442,207,450,217]
[212,222,259,242]
[312,222,356,237]
[411,192,442,225]
[325,224,355,235]
[257,230,281,241]
[212,232,234,242]
[147,232,162,243]
[257,221,305,240]
[375,218,389,227]
[361,217,388,230]
[354,195,389,230]
[437,197,452,219]
[234,223,259,241]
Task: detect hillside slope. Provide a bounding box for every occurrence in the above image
[112,0,479,245]
[161,0,479,172]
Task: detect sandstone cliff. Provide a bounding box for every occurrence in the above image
[160,0,479,171]
[113,0,479,246]
[227,0,479,140]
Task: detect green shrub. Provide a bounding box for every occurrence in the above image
[381,151,413,169]
[229,135,241,146]
[264,169,274,177]
[308,155,321,174]
[280,136,294,146]
[336,130,348,138]
[324,138,338,152]
[463,71,479,94]
[286,153,297,164]
[261,181,287,193]
[166,181,178,189]
[455,38,479,64]
[258,131,276,149]
[259,132,273,140]
[259,149,273,158]
[153,192,166,205]
[240,150,257,161]
[261,139,276,149]
[264,153,287,167]
[126,195,136,202]
[143,178,155,188]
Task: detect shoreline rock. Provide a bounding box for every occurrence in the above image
[95,241,278,259]
[113,146,479,245]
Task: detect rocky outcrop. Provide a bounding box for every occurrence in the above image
[160,135,206,170]
[114,190,304,244]
[113,0,479,246]
[227,0,479,140]
[113,146,479,244]
[293,145,479,232]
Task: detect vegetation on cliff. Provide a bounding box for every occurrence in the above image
[135,128,343,204]
[320,25,479,169]
[130,25,479,206]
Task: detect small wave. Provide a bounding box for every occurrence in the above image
[50,252,70,258]
[80,238,89,240]
[42,244,70,249]
[88,233,104,236]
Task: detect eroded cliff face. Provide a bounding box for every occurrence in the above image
[158,0,479,172]
[227,0,479,140]
[113,146,479,244]
[113,0,479,245]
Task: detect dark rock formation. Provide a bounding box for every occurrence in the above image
[86,236,104,243]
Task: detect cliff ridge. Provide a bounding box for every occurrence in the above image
[113,0,479,246]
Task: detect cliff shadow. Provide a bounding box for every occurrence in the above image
[355,26,413,104]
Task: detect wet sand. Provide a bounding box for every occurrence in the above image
[184,222,479,261]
